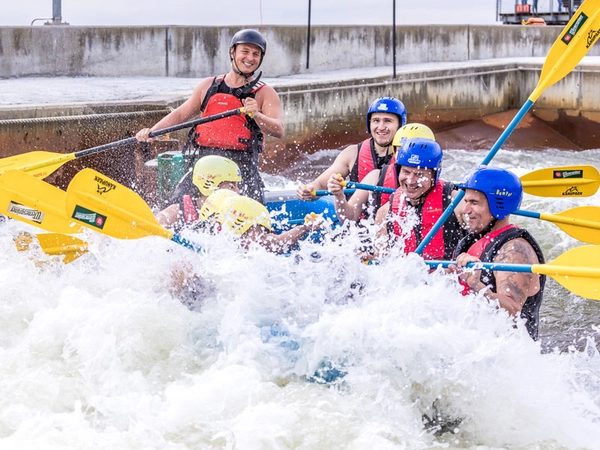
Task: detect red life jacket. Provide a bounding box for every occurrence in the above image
[456,224,515,295]
[390,181,447,260]
[182,194,199,223]
[456,225,546,340]
[349,138,394,183]
[378,163,398,207]
[357,139,376,181]
[195,75,265,151]
[466,224,514,259]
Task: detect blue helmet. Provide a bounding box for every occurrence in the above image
[458,166,523,219]
[395,138,443,184]
[366,97,407,134]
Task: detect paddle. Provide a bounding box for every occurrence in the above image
[519,165,600,197]
[416,0,600,255]
[311,166,600,243]
[426,244,600,301]
[65,168,203,252]
[513,206,600,245]
[0,170,83,234]
[0,108,245,179]
[14,232,89,264]
[312,165,600,198]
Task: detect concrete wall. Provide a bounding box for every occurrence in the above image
[4,58,598,167]
[2,24,600,197]
[3,25,599,78]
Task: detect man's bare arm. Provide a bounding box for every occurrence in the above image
[490,238,541,316]
[296,144,359,199]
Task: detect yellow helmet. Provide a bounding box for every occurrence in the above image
[392,123,435,149]
[218,195,272,235]
[199,189,239,222]
[192,155,242,196]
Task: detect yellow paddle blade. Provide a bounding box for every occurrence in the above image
[0,170,82,234]
[539,206,600,245]
[533,245,600,300]
[14,232,88,264]
[520,165,600,198]
[0,151,75,179]
[532,0,600,101]
[66,168,173,240]
[36,233,89,263]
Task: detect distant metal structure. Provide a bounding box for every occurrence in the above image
[497,0,581,25]
[31,0,69,26]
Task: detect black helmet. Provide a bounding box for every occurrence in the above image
[229,29,267,77]
[230,29,267,55]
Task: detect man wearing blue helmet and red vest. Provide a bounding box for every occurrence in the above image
[137,29,284,204]
[296,97,406,200]
[328,123,437,222]
[449,166,546,341]
[372,138,465,260]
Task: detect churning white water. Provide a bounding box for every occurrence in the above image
[1,148,599,449]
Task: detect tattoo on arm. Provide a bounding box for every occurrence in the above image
[493,238,541,311]
[494,238,538,265]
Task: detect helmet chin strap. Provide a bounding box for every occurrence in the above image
[231,60,254,79]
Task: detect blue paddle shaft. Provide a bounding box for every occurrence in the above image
[426,260,533,273]
[415,99,534,255]
[314,189,356,196]
[171,234,204,253]
[313,182,395,197]
[415,190,465,254]
[513,209,541,220]
[346,182,395,194]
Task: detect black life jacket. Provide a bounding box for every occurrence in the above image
[454,226,546,340]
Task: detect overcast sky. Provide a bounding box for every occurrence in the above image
[6,0,499,26]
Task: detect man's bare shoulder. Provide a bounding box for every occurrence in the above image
[255,83,280,99]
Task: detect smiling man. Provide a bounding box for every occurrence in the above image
[372,138,465,261]
[137,29,284,203]
[449,166,546,340]
[296,96,406,200]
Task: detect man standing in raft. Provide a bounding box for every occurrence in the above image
[450,166,546,341]
[137,29,284,203]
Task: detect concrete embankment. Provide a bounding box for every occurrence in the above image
[1,25,600,196]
